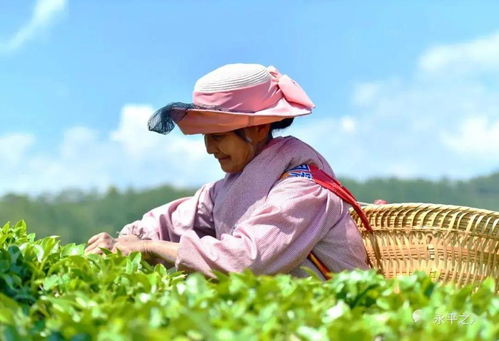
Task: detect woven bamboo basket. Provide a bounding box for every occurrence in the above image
[349,203,499,288]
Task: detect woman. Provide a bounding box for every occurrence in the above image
[85,63,371,279]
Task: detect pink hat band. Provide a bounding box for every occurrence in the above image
[148,64,315,135]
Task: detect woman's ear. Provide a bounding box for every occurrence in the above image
[243,124,271,144]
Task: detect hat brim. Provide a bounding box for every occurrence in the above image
[148,97,311,135]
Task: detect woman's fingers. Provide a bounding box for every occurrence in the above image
[87,232,112,246]
[84,244,104,255]
[85,242,112,254]
[85,232,116,254]
[84,233,143,256]
[87,233,137,248]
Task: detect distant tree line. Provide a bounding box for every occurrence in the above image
[0,185,193,244]
[1,171,498,244]
[343,171,499,210]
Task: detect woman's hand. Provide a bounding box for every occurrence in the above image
[85,233,177,267]
[112,238,150,256]
[85,232,139,255]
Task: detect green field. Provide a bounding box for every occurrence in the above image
[0,221,497,340]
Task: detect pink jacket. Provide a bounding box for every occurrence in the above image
[120,136,369,278]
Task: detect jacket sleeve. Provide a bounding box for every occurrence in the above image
[118,182,217,241]
[175,177,357,276]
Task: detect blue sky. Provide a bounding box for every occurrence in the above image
[1,0,499,195]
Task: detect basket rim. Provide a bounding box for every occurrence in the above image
[354,202,499,217]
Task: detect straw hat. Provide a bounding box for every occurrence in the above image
[148,63,315,135]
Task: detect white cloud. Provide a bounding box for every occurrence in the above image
[3,31,499,194]
[340,117,356,133]
[0,133,35,165]
[0,0,67,53]
[442,117,499,156]
[291,31,499,180]
[60,126,99,159]
[352,82,383,107]
[110,105,209,163]
[110,105,162,159]
[419,32,499,76]
[0,105,222,195]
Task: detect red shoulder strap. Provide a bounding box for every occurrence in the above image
[308,165,373,233]
[304,165,375,279]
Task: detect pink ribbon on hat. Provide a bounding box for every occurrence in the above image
[268,66,315,109]
[193,66,315,113]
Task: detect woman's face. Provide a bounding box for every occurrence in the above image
[204,125,270,173]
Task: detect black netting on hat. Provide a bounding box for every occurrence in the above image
[147,102,192,135]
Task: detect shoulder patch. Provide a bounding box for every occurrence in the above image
[280,164,314,180]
